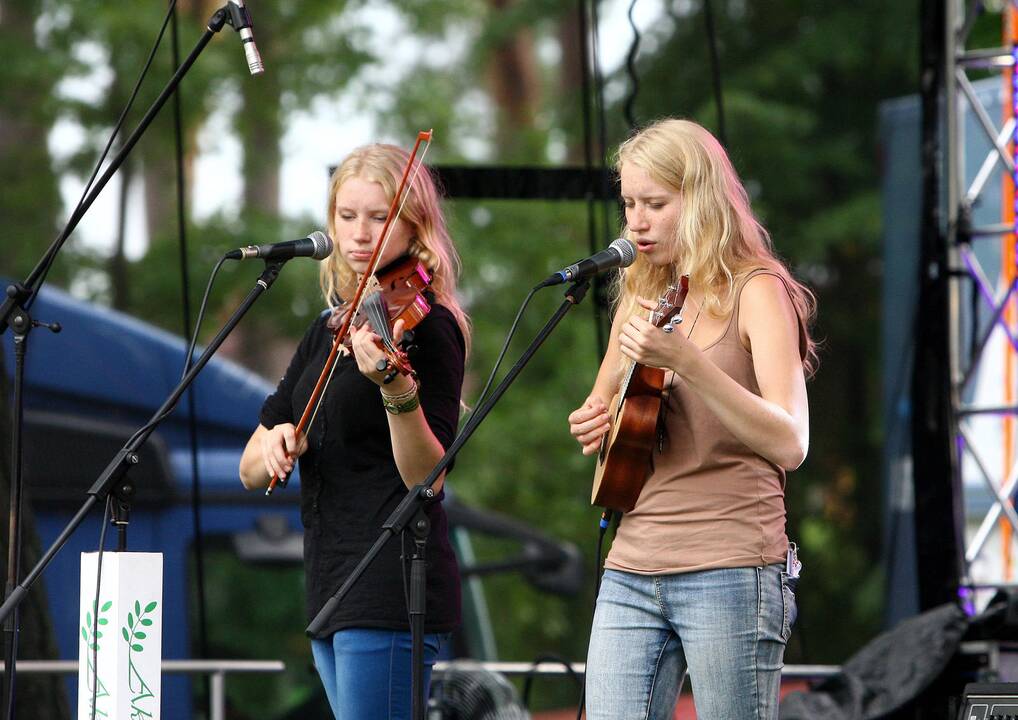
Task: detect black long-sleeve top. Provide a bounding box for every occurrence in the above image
[260,302,465,638]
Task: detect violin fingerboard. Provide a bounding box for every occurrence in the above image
[362,293,395,347]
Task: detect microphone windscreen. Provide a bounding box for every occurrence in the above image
[308,231,333,260]
[610,238,637,267]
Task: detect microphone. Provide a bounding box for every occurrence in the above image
[226,231,333,261]
[539,238,637,287]
[224,0,265,75]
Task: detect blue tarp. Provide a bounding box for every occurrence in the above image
[2,280,301,718]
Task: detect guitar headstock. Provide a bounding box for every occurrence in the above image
[649,275,690,329]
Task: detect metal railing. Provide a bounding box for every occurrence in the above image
[0,658,285,720]
[433,660,841,679]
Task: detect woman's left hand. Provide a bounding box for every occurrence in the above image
[618,297,702,377]
[350,318,407,387]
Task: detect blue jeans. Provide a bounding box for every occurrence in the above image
[585,565,796,720]
[311,628,448,719]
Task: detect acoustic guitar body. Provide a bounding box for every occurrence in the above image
[590,277,688,513]
[591,366,665,512]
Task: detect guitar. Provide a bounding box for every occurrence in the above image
[591,277,689,512]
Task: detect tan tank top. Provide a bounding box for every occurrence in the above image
[604,269,791,575]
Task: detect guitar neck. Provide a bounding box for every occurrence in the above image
[617,358,638,401]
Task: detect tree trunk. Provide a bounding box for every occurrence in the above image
[558,4,588,163]
[0,0,62,278]
[486,0,541,157]
[239,3,281,217]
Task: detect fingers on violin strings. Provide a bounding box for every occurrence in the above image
[351,323,372,347]
[392,318,406,344]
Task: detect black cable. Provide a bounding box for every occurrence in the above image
[575,509,615,720]
[588,0,614,260]
[576,0,609,356]
[400,531,412,617]
[168,0,210,672]
[89,495,113,720]
[181,257,228,381]
[27,0,179,312]
[521,653,583,710]
[623,0,641,131]
[588,0,618,359]
[588,0,609,185]
[107,255,226,459]
[468,285,541,412]
[702,0,727,146]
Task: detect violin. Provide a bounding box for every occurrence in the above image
[331,255,433,382]
[265,130,434,496]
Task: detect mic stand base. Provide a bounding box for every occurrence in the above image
[408,505,430,720]
[2,303,30,720]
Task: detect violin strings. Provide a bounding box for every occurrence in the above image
[363,293,396,351]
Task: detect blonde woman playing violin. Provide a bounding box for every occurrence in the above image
[568,119,816,720]
[240,144,470,719]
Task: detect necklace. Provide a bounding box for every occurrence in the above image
[685,299,703,342]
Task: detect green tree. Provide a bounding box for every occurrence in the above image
[0,0,65,280]
[0,0,927,714]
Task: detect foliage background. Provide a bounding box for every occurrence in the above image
[0,0,928,716]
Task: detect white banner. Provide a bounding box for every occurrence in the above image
[78,552,163,720]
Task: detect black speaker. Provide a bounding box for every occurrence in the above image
[957,683,1018,720]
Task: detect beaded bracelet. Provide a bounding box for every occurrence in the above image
[380,379,420,415]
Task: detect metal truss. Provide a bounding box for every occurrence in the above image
[945,0,1018,590]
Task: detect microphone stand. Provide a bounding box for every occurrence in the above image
[0,6,257,718]
[306,278,592,720]
[0,259,286,718]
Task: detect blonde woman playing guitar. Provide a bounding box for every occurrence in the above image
[567,118,816,720]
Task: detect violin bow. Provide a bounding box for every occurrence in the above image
[265,130,433,496]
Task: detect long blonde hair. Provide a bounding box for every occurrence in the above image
[321,144,471,353]
[614,118,816,374]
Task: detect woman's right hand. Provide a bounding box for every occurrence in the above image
[259,423,308,480]
[568,396,611,456]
